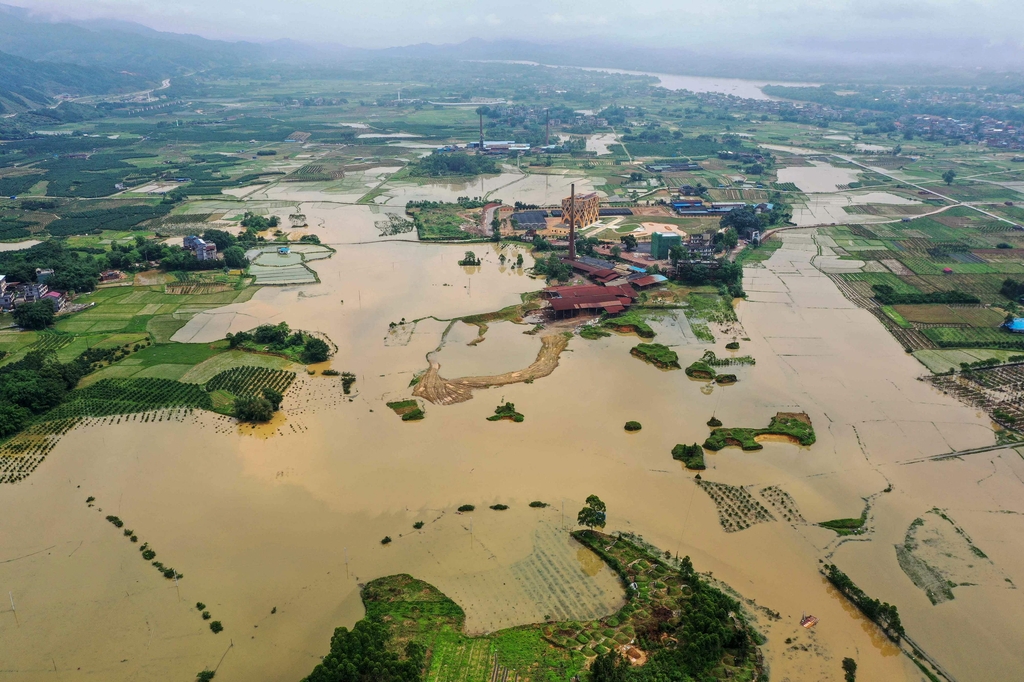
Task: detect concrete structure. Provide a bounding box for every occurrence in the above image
[184,235,204,250]
[285,131,311,143]
[651,231,682,260]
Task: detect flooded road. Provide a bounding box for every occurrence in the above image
[1,212,1022,682]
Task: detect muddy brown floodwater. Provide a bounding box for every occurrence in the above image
[2,205,1023,682]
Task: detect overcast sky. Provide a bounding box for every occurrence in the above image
[6,0,1024,55]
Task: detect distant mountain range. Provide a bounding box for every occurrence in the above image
[0,0,1021,111]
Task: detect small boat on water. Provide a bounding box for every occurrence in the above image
[801,613,819,628]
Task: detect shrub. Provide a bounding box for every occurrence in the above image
[381,536,392,545]
[196,602,206,610]
[196,671,216,682]
[413,521,424,529]
[202,611,211,620]
[707,416,722,427]
[725,341,740,350]
[322,369,340,376]
[457,504,475,512]
[142,549,156,560]
[529,501,549,508]
[490,504,509,511]
[209,621,223,633]
[105,515,124,528]
[624,421,642,431]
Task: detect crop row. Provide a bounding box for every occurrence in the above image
[45,378,214,420]
[205,366,296,397]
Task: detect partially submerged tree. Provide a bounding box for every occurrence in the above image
[577,494,607,529]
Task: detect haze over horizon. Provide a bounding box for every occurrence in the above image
[3,0,1024,70]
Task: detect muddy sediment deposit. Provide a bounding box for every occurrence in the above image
[2,197,1023,682]
[414,333,570,405]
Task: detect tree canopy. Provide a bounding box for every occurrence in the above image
[577,494,607,529]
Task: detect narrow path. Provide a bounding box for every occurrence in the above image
[896,441,1023,465]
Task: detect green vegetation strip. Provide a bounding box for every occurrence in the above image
[387,399,425,421]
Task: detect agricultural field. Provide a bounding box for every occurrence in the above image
[308,532,762,682]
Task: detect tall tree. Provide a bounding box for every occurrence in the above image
[577,494,607,529]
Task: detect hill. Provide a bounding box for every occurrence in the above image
[0,50,147,113]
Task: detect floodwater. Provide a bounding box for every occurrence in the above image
[571,66,818,100]
[777,161,862,193]
[3,203,1024,682]
[586,133,618,156]
[376,171,603,207]
[433,321,542,379]
[0,239,41,252]
[791,191,923,227]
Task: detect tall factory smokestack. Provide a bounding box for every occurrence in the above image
[568,184,577,261]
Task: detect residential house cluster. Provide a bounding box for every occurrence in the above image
[184,235,218,261]
[0,269,66,312]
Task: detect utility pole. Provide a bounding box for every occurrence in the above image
[344,547,349,578]
[479,112,484,152]
[545,109,550,146]
[568,184,577,261]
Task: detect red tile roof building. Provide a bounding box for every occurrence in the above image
[543,284,637,317]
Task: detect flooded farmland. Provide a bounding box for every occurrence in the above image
[2,204,1023,682]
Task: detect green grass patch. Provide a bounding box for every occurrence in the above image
[630,343,680,369]
[819,506,868,536]
[704,412,815,451]
[579,325,612,340]
[671,443,706,470]
[881,305,912,328]
[386,399,425,421]
[602,309,656,338]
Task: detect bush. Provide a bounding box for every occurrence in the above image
[413,521,424,529]
[202,611,211,620]
[234,395,274,422]
[381,536,392,545]
[624,421,642,431]
[196,602,206,610]
[209,621,223,633]
[222,245,248,269]
[196,671,216,682]
[529,501,549,508]
[725,341,740,350]
[458,504,475,512]
[707,416,723,427]
[302,337,330,363]
[490,504,509,511]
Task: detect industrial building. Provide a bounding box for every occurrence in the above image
[651,232,682,260]
[543,284,638,318]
